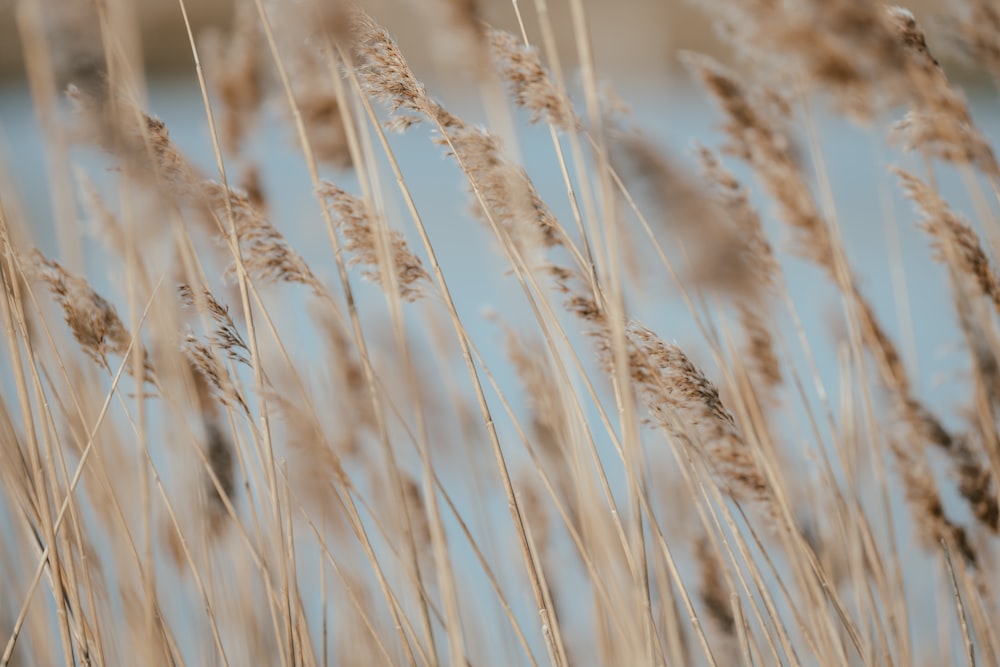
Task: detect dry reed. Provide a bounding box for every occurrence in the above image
[4,0,1000,665]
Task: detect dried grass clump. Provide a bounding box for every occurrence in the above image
[893,169,1000,531]
[9,1,1000,665]
[687,41,1000,540]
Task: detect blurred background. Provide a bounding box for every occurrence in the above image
[0,0,975,82]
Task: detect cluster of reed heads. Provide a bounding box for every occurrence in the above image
[1,0,1000,664]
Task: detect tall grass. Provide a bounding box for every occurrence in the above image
[1,0,1000,664]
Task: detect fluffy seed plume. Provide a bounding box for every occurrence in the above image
[442,124,563,249]
[200,182,323,294]
[179,284,251,367]
[71,92,202,200]
[955,0,1000,83]
[271,388,350,531]
[412,0,486,73]
[698,0,912,121]
[488,29,578,132]
[30,251,138,373]
[354,15,563,251]
[683,53,835,274]
[695,145,781,293]
[280,1,352,168]
[179,284,251,414]
[612,130,753,295]
[504,327,580,531]
[625,324,771,509]
[891,439,979,565]
[182,335,249,415]
[895,168,1000,317]
[400,473,432,557]
[891,169,1000,531]
[696,537,735,637]
[352,14,432,126]
[885,7,1000,177]
[852,281,999,532]
[696,145,782,392]
[203,2,264,155]
[318,182,430,301]
[203,417,236,535]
